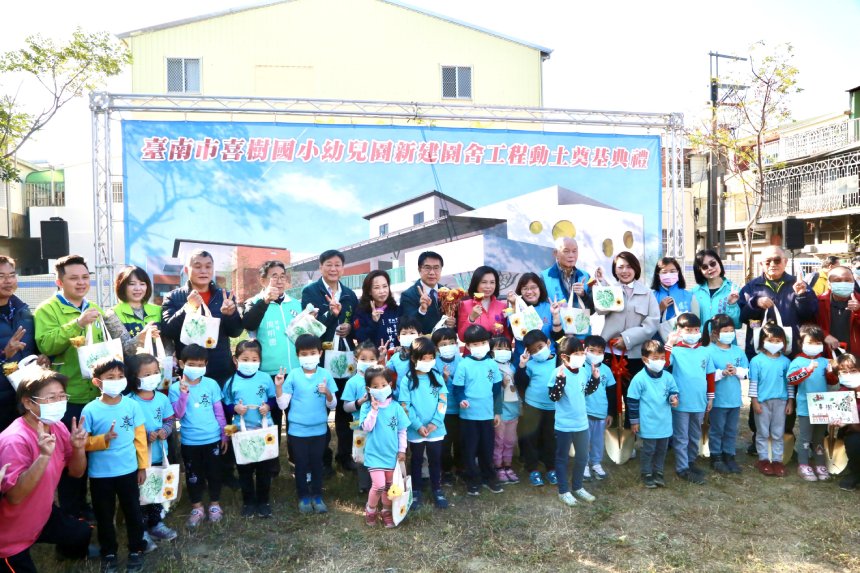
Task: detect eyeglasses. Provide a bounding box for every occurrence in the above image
[31,393,69,403]
[699,260,719,270]
[764,257,783,265]
[420,265,442,273]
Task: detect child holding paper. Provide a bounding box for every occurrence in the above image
[787,325,830,481]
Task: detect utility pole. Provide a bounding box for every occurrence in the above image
[708,51,747,257]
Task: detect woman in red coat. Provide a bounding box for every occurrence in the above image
[457,265,511,345]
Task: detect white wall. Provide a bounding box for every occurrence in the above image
[366,195,439,237]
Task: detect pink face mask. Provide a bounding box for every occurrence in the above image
[660,272,679,287]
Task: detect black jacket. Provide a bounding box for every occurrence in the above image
[300,278,358,349]
[161,282,244,384]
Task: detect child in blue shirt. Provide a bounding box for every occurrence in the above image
[399,337,448,509]
[703,313,748,475]
[549,336,601,506]
[491,336,520,485]
[513,329,558,487]
[168,344,228,528]
[128,352,177,544]
[222,340,278,518]
[82,358,148,571]
[432,327,463,485]
[582,335,616,481]
[386,316,421,400]
[628,340,679,489]
[788,325,830,482]
[360,367,409,528]
[452,325,503,496]
[749,323,792,477]
[342,340,383,494]
[667,313,715,485]
[279,334,338,514]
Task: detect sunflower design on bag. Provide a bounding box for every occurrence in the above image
[164,472,175,484]
[163,487,175,500]
[511,315,523,329]
[265,433,276,445]
[354,434,366,448]
[204,337,216,348]
[399,504,407,518]
[387,483,403,499]
[563,314,575,328]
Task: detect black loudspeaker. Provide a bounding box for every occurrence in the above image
[783,217,805,251]
[40,219,69,259]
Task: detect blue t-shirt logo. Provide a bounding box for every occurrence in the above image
[256,385,266,398]
[700,359,707,370]
[486,370,495,383]
[431,386,441,399]
[200,393,211,407]
[154,407,162,421]
[387,415,398,430]
[120,415,133,431]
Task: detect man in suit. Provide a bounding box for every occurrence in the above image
[301,249,359,472]
[398,251,455,334]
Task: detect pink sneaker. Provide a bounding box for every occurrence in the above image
[187,507,205,528]
[797,464,817,482]
[207,505,223,523]
[495,468,509,483]
[364,506,378,527]
[504,467,520,484]
[814,465,831,480]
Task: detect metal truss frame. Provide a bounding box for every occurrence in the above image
[90,92,685,306]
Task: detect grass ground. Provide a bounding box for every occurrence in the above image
[34,406,860,573]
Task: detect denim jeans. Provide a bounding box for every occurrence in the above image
[553,430,590,494]
[639,438,669,475]
[587,416,606,466]
[672,410,704,472]
[708,406,740,456]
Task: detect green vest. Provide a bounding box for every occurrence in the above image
[249,293,302,374]
[112,301,161,337]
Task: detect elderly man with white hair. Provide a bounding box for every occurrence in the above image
[541,237,595,336]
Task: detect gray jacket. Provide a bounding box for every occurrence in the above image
[598,280,660,359]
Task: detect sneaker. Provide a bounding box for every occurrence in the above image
[755,460,775,476]
[528,471,545,487]
[558,492,577,506]
[688,462,705,476]
[797,464,817,482]
[467,485,481,496]
[412,491,422,510]
[441,472,455,487]
[496,467,509,483]
[381,508,395,528]
[257,503,273,518]
[148,522,177,542]
[814,465,831,481]
[573,488,596,503]
[678,469,706,485]
[504,467,519,484]
[141,531,157,553]
[365,506,378,526]
[724,455,742,474]
[747,442,758,456]
[546,470,558,485]
[241,504,256,518]
[207,505,223,523]
[126,552,144,573]
[591,464,607,481]
[100,554,118,573]
[582,465,592,482]
[186,507,206,528]
[483,481,504,494]
[653,472,665,487]
[712,458,730,474]
[311,496,328,514]
[433,489,449,509]
[298,497,313,514]
[642,473,657,489]
[771,461,786,477]
[839,473,859,491]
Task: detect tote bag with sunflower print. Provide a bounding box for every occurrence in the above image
[139,442,181,505]
[509,296,545,341]
[232,413,280,465]
[179,302,221,349]
[559,290,591,336]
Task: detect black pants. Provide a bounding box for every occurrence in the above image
[441,414,463,473]
[519,404,556,472]
[291,433,326,498]
[181,442,223,505]
[461,419,495,487]
[0,504,92,573]
[90,471,145,557]
[58,402,88,517]
[237,458,276,505]
[333,377,353,466]
[844,432,860,476]
[410,440,444,492]
[141,503,163,529]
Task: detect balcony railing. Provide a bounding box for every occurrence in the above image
[763,118,860,166]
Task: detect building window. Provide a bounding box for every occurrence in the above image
[379,223,388,236]
[112,182,123,204]
[167,58,201,93]
[413,212,424,225]
[439,209,449,218]
[442,66,472,99]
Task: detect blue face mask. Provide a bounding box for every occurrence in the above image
[532,346,551,362]
[681,332,701,345]
[831,281,855,298]
[237,362,260,376]
[183,365,206,381]
[369,386,391,401]
[718,332,736,345]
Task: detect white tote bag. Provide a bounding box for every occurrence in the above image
[352,428,368,464]
[141,329,174,391]
[593,285,625,312]
[389,461,413,526]
[657,303,681,342]
[560,291,591,336]
[231,414,280,465]
[180,302,221,349]
[509,296,545,341]
[139,442,181,505]
[77,318,124,379]
[285,304,326,343]
[752,306,792,353]
[324,333,357,379]
[6,355,43,390]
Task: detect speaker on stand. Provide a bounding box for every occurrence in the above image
[783,217,805,276]
[40,217,69,260]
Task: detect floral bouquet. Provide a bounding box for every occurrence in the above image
[437,286,468,317]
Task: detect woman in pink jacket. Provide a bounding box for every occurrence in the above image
[457,265,512,346]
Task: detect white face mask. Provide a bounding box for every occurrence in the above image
[139,374,162,392]
[416,359,436,373]
[586,353,604,366]
[30,399,67,425]
[237,362,261,376]
[763,341,784,355]
[369,386,392,401]
[839,372,860,389]
[469,343,490,359]
[718,332,736,345]
[183,365,206,381]
[356,360,377,374]
[101,378,127,397]
[802,344,823,357]
[494,349,512,364]
[645,359,666,373]
[399,334,418,348]
[299,355,320,370]
[567,354,586,370]
[438,345,458,359]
